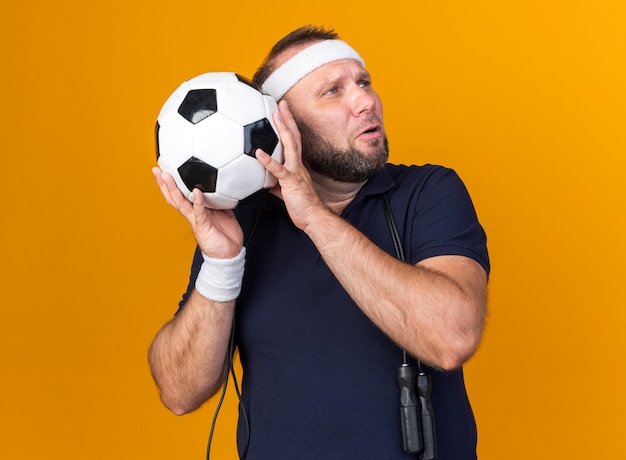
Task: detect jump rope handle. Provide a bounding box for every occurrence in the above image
[417,372,437,460]
[397,364,423,454]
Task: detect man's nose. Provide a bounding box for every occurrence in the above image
[351,86,377,116]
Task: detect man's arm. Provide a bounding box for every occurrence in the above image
[149,291,235,415]
[302,208,487,370]
[148,169,244,414]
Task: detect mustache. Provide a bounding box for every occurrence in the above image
[354,114,384,135]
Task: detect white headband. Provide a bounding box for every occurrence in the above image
[261,40,365,100]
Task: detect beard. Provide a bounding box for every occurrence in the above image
[294,115,389,183]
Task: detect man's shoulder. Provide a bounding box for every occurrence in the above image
[384,162,455,179]
[379,163,463,194]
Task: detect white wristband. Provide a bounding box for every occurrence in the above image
[195,247,246,302]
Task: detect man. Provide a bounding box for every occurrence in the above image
[149,25,489,459]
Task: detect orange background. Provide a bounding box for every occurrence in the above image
[1,1,625,458]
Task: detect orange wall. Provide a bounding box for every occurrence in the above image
[1,1,625,458]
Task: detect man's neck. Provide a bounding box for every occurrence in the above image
[310,170,366,215]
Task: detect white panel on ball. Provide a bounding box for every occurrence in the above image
[216,155,267,199]
[191,112,244,169]
[215,83,269,126]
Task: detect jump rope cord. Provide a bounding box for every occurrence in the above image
[206,193,268,460]
[208,192,432,458]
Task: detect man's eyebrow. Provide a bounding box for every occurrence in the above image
[316,69,371,90]
[311,74,342,92]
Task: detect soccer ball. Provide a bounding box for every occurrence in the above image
[155,72,283,209]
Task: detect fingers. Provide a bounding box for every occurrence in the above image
[153,167,176,200]
[273,100,302,167]
[152,167,244,258]
[192,187,209,228]
[152,166,193,218]
[256,148,287,180]
[257,101,305,182]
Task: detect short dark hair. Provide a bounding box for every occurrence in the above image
[252,25,340,87]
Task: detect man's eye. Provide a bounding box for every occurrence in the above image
[359,80,371,88]
[324,87,338,95]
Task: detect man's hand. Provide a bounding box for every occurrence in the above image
[152,167,243,258]
[255,100,327,231]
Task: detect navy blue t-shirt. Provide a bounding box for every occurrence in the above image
[180,164,489,459]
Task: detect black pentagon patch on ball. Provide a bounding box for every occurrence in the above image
[178,157,218,193]
[244,118,278,157]
[155,121,161,160]
[236,74,262,92]
[178,89,218,124]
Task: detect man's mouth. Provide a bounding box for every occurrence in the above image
[357,124,382,140]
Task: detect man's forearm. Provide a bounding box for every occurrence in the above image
[148,290,236,415]
[303,207,488,370]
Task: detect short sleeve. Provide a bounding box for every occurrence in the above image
[407,166,490,275]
